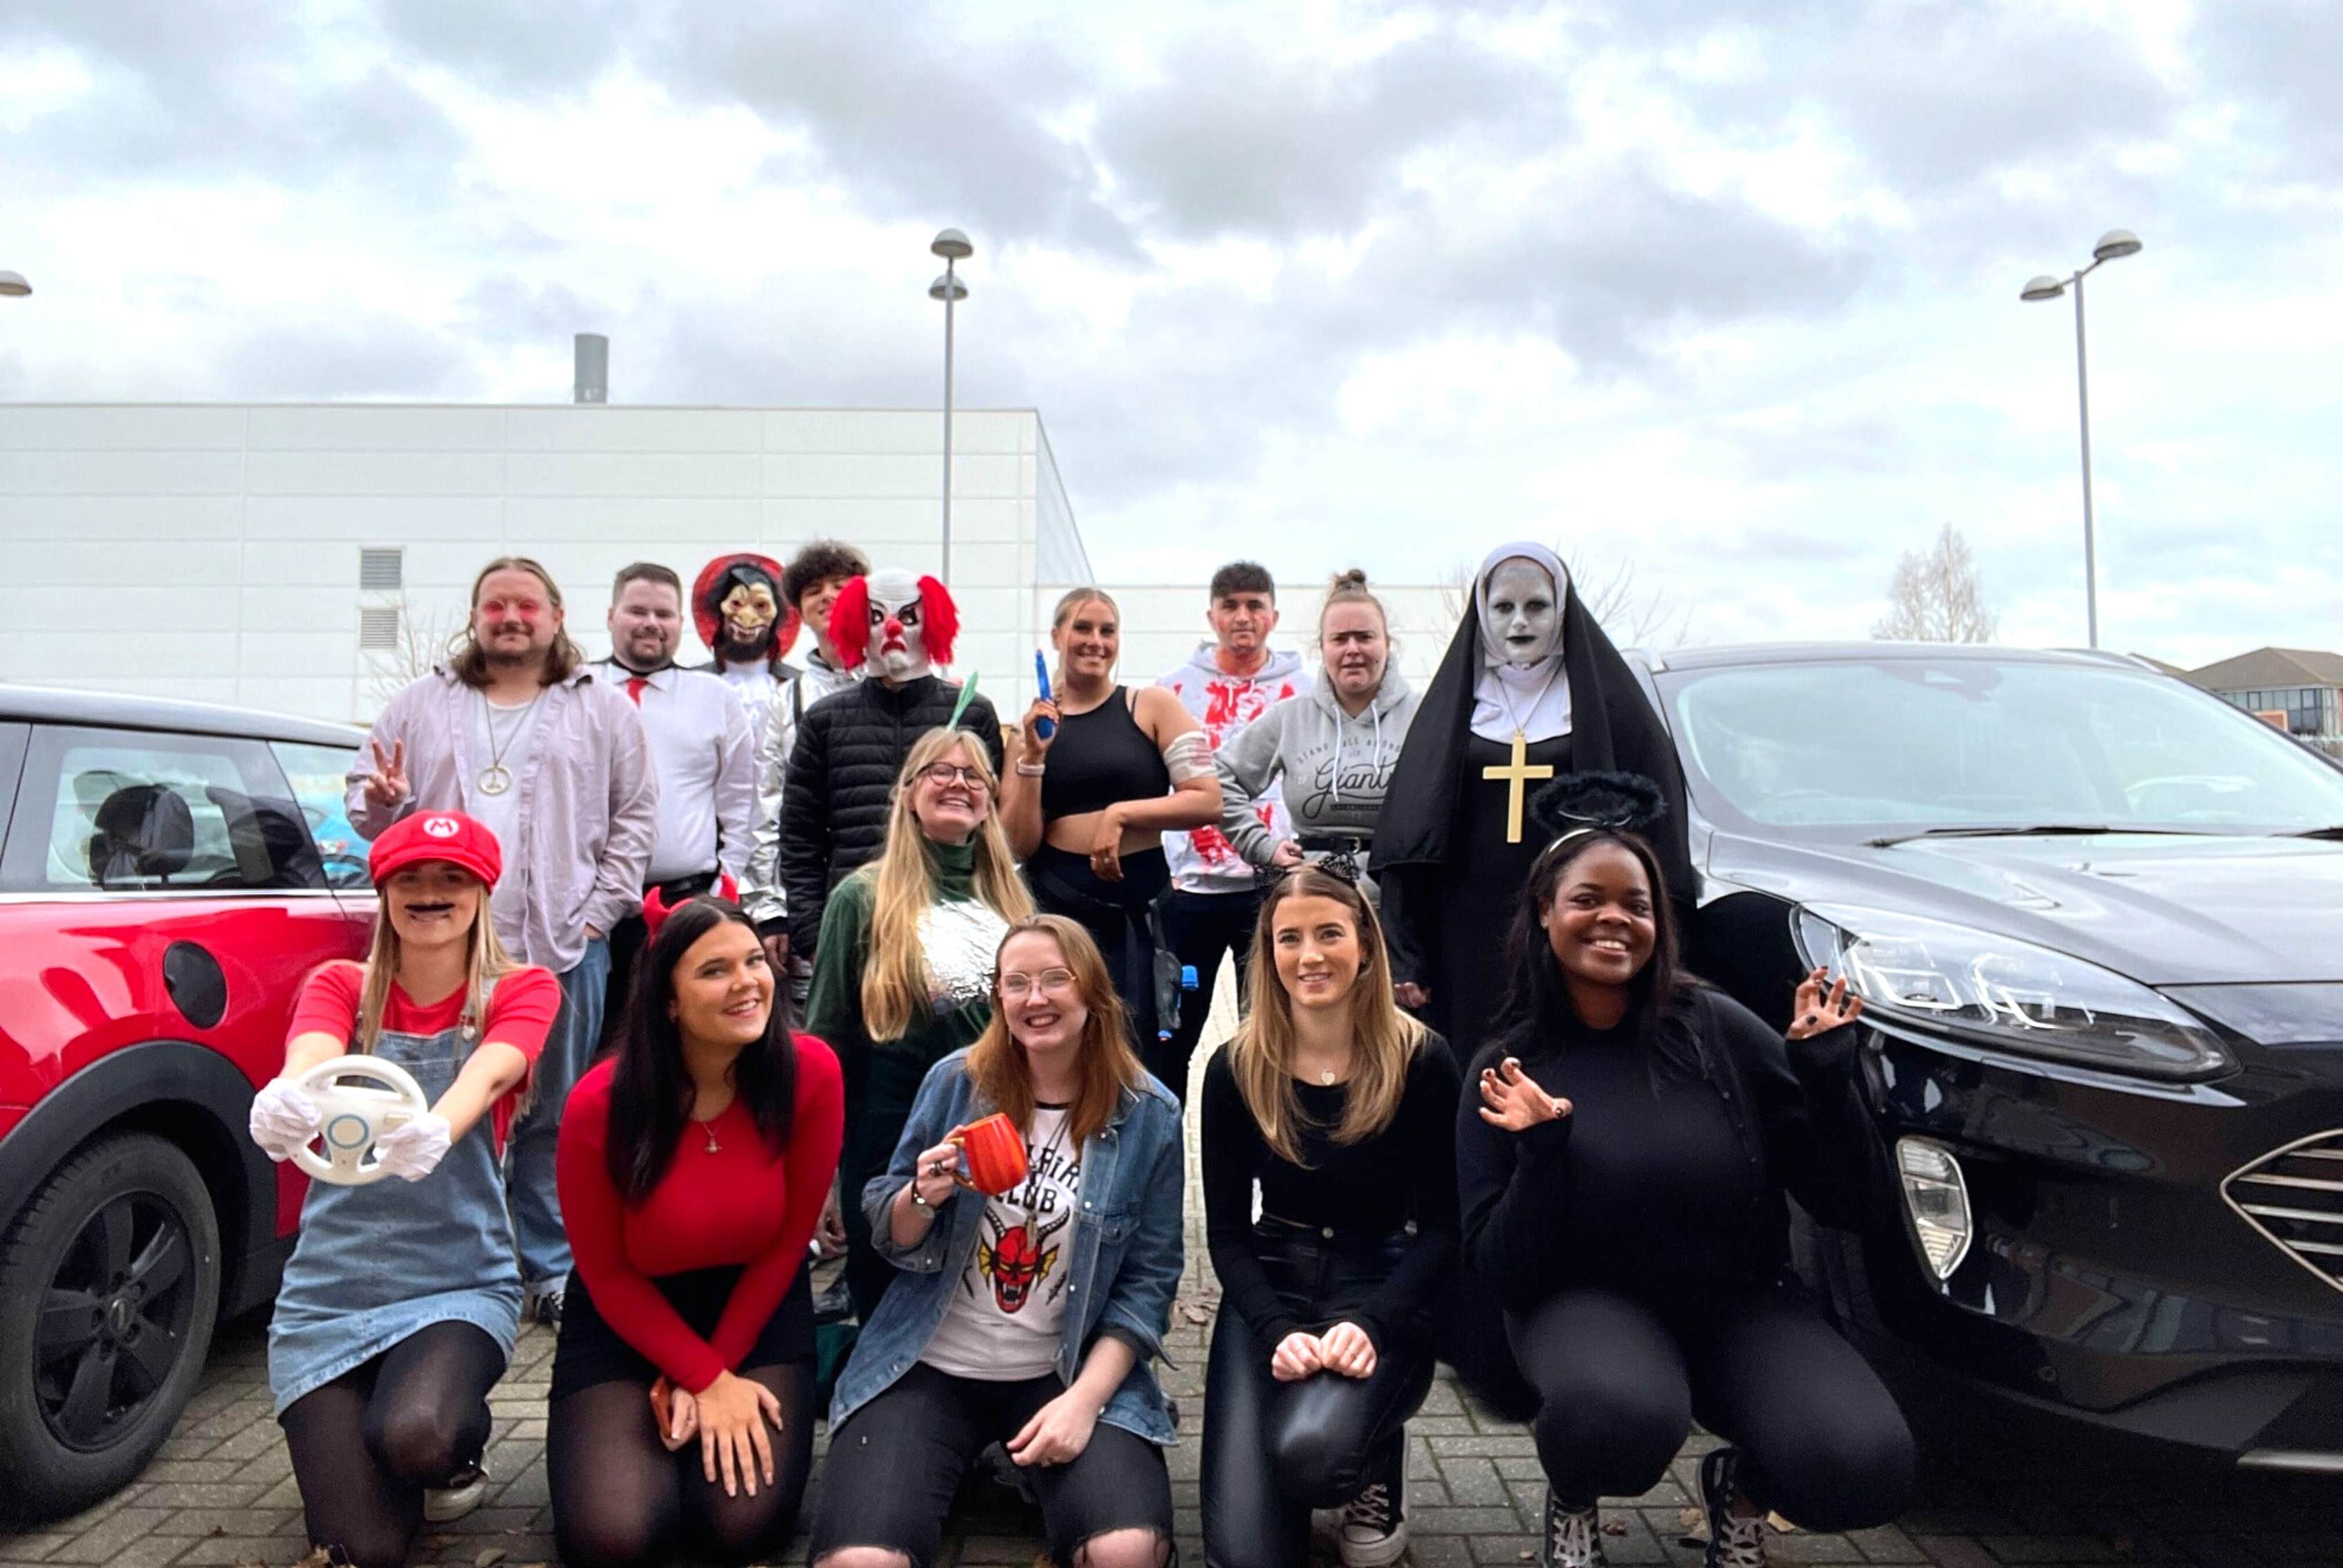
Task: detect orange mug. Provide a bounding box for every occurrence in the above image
[948,1112,1029,1196]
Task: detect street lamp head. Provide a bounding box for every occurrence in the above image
[929,228,973,261]
[0,270,30,298]
[2020,274,2067,302]
[2092,228,2142,263]
[929,273,968,303]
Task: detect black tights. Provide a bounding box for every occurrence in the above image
[548,1360,818,1568]
[1506,1282,1915,1533]
[279,1320,503,1568]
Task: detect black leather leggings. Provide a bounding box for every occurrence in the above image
[1201,1224,1436,1567]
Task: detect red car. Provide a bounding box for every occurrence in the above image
[0,684,374,1521]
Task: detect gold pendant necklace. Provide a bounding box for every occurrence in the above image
[692,1111,722,1154]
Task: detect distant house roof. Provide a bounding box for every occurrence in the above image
[2186,646,2343,692]
[2131,653,2189,676]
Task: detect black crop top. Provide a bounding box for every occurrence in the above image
[1041,687,1173,821]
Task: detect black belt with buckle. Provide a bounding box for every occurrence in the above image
[648,870,721,903]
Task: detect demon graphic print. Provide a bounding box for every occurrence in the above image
[920,1108,1084,1381]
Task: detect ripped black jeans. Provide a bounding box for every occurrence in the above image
[1201,1220,1437,1567]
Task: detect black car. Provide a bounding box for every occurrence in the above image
[1642,643,2343,1472]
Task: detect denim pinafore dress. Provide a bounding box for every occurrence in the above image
[266,1005,525,1415]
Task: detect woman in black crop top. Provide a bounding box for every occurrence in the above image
[1003,589,1221,1049]
[1199,866,1457,1568]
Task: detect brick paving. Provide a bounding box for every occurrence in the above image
[6,986,2342,1567]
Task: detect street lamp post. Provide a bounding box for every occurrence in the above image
[2021,228,2142,650]
[0,272,30,298]
[929,229,972,588]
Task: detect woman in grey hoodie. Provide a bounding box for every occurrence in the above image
[1216,572,1419,893]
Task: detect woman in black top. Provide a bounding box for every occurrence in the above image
[1004,588,1221,1052]
[1201,866,1458,1568]
[1458,779,1913,1568]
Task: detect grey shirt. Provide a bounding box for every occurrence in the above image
[1215,664,1418,866]
[349,664,658,975]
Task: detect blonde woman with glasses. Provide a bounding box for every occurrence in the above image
[806,727,1034,1320]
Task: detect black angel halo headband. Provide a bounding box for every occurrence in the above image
[1528,771,1669,856]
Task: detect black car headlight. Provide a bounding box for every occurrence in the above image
[1795,904,2236,1083]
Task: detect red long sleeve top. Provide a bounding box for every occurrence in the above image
[288,961,559,1153]
[556,1036,844,1394]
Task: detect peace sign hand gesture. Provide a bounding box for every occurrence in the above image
[1788,968,1862,1041]
[1477,1057,1571,1132]
[362,739,409,810]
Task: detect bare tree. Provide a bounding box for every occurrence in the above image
[1439,550,1694,649]
[362,597,465,711]
[1871,524,1999,643]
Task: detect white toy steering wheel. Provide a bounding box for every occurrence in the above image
[291,1056,429,1187]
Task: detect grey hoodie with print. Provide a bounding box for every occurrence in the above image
[1214,660,1418,866]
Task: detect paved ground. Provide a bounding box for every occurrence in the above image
[6,984,2342,1567]
[5,1303,2343,1568]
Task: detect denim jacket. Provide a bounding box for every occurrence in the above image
[830,1049,1187,1445]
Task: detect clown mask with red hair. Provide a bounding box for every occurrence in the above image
[828,568,958,682]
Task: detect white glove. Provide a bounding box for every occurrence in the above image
[248,1080,322,1161]
[374,1113,452,1182]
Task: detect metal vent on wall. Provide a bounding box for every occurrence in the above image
[359,548,404,591]
[2223,1130,2343,1293]
[358,606,401,650]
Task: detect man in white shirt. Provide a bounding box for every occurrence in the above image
[595,562,758,1032]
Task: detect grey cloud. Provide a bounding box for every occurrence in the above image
[1089,29,1562,240]
[2194,0,2343,178]
[212,314,467,399]
[659,4,1132,258]
[1350,159,1871,370]
[456,277,621,353]
[369,0,639,97]
[3,2,465,197]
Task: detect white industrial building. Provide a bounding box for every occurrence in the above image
[0,400,1458,725]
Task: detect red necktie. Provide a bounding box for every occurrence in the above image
[624,676,648,705]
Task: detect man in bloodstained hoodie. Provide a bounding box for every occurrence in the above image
[1150,560,1310,1101]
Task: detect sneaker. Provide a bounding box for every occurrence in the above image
[1542,1488,1607,1568]
[1699,1448,1768,1568]
[532,1289,564,1329]
[423,1463,488,1523]
[1337,1444,1407,1568]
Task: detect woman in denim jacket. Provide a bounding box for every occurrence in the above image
[813,915,1184,1568]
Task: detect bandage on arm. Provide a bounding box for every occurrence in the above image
[1163,729,1214,784]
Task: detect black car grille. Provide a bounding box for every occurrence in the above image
[2225,1130,2343,1292]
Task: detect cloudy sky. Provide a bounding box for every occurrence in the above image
[3,0,2336,664]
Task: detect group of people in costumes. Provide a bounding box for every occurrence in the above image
[243,542,1914,1568]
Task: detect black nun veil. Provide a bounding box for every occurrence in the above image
[1371,546,1696,1027]
[1373,550,1692,890]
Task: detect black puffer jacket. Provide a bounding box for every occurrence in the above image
[777,674,1003,959]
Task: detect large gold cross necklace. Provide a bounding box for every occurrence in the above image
[1481,665,1559,844]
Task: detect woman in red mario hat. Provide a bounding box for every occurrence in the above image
[248,810,562,1568]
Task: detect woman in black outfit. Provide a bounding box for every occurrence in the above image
[1201,866,1458,1568]
[1458,778,1914,1568]
[1004,588,1221,1054]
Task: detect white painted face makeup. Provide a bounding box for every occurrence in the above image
[1480,557,1562,668]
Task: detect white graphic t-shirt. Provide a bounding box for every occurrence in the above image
[920,1106,1083,1382]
